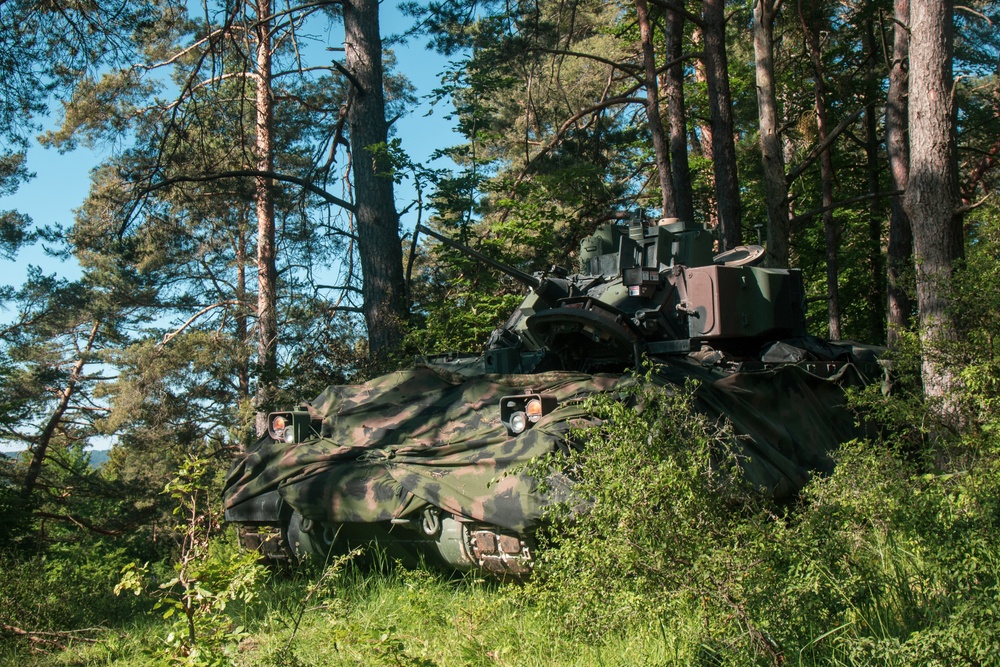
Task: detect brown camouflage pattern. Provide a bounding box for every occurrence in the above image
[224,367,621,531]
[223,355,872,532]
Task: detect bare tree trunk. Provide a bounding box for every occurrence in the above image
[691,27,718,229]
[863,18,885,342]
[799,0,840,339]
[702,0,741,250]
[753,0,791,268]
[344,0,408,367]
[254,0,278,435]
[636,0,675,217]
[886,0,912,348]
[664,4,694,223]
[905,0,964,407]
[235,232,250,401]
[22,321,100,497]
[234,223,253,447]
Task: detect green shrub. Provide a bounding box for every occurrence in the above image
[522,377,770,655]
[518,366,1000,666]
[113,455,267,666]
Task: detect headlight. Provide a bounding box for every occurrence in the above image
[508,411,528,434]
[500,393,556,436]
[270,415,288,441]
[267,411,321,444]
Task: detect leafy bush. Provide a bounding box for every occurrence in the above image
[523,378,772,653]
[114,455,267,666]
[520,368,1000,666]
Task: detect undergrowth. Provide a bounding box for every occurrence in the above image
[7,300,1000,665]
[6,370,1000,667]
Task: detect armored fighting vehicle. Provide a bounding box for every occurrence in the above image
[223,217,880,577]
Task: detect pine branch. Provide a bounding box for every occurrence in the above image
[142,170,356,211]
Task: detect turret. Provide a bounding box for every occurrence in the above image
[420,218,806,374]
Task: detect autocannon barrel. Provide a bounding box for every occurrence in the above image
[417,224,542,289]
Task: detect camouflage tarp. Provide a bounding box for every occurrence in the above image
[223,354,872,532]
[673,362,868,497]
[224,369,621,531]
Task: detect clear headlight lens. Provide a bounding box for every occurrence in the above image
[509,411,528,434]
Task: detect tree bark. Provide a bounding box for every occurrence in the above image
[904,0,963,406]
[234,222,253,448]
[702,0,741,250]
[636,0,676,217]
[343,0,408,367]
[663,4,694,223]
[753,0,791,268]
[863,18,885,342]
[22,321,100,497]
[690,27,718,228]
[885,0,914,349]
[255,0,278,435]
[799,0,840,339]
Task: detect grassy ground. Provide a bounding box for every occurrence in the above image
[8,563,694,667]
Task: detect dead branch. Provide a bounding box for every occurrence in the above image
[159,301,241,347]
[789,190,903,227]
[34,511,125,536]
[786,105,868,184]
[527,47,643,81]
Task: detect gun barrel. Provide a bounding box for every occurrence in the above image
[417,225,542,289]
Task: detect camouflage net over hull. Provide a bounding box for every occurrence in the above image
[223,356,871,532]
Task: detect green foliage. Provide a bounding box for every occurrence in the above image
[522,376,777,655]
[0,538,143,637]
[406,215,542,354]
[111,456,267,665]
[515,360,1000,666]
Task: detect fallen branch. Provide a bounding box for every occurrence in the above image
[0,622,102,651]
[34,511,125,537]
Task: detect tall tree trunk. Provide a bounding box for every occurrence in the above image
[886,0,913,348]
[702,0,741,250]
[863,18,885,342]
[254,0,278,435]
[690,27,718,229]
[753,0,791,268]
[344,0,408,367]
[235,224,253,447]
[664,4,694,223]
[905,0,963,407]
[636,0,675,217]
[799,0,840,339]
[22,321,100,497]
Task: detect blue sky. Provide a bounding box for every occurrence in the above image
[0,4,461,286]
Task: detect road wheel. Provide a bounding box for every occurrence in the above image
[285,512,337,563]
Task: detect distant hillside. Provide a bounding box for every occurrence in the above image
[88,449,110,468]
[0,447,110,469]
